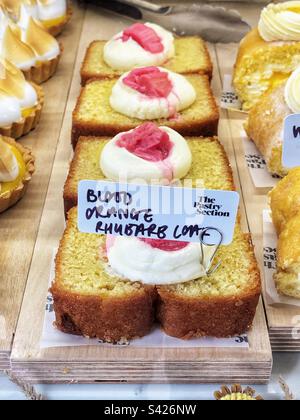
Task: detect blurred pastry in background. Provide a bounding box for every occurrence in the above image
[234,1,300,111]
[245,67,300,178]
[0,0,72,36]
[0,59,44,138]
[0,5,62,84]
[270,168,300,298]
[0,135,35,213]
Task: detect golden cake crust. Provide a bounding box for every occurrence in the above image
[0,83,44,139]
[52,209,260,341]
[80,36,213,85]
[157,233,261,339]
[0,136,35,213]
[72,75,219,148]
[245,84,290,177]
[269,167,300,235]
[270,168,300,298]
[51,208,157,343]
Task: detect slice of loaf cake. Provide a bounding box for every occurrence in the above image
[64,136,235,215]
[157,225,261,339]
[51,207,157,343]
[52,210,260,342]
[72,75,219,148]
[80,37,213,85]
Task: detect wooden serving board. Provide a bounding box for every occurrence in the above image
[0,1,86,371]
[214,35,300,352]
[9,4,272,384]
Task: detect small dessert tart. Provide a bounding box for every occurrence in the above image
[0,59,44,139]
[0,0,72,37]
[36,0,72,37]
[0,135,35,213]
[215,385,263,401]
[16,5,62,83]
[0,6,62,84]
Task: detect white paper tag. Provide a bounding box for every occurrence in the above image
[263,210,300,307]
[282,114,300,168]
[40,250,249,349]
[78,181,240,246]
[220,75,242,111]
[243,137,280,188]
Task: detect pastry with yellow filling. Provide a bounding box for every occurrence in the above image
[0,135,35,213]
[270,168,300,298]
[245,67,300,177]
[0,0,72,36]
[0,59,44,138]
[234,1,300,111]
[0,5,62,84]
[214,385,263,401]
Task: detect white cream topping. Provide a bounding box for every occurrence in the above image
[285,66,300,112]
[103,23,175,71]
[37,0,67,22]
[106,236,217,285]
[258,1,300,42]
[0,93,22,127]
[100,126,192,184]
[110,68,196,120]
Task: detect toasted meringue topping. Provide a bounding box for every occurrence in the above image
[0,24,36,70]
[18,7,60,61]
[0,137,19,182]
[0,59,38,125]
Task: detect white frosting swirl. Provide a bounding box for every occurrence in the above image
[106,236,217,285]
[258,1,300,42]
[37,0,67,22]
[104,23,175,71]
[0,93,22,127]
[100,126,192,184]
[110,67,196,120]
[285,66,300,112]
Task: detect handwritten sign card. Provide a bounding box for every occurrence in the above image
[283,114,300,168]
[78,181,239,246]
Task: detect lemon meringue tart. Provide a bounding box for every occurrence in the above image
[245,67,300,177]
[81,22,212,85]
[0,6,62,84]
[0,0,72,36]
[0,135,35,213]
[234,1,300,111]
[72,68,219,148]
[0,59,44,138]
[15,5,62,83]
